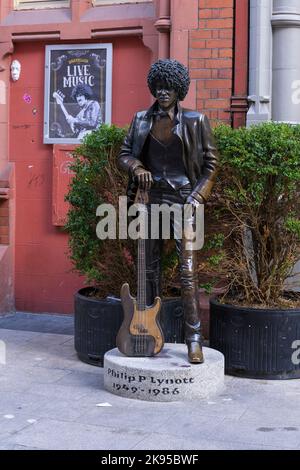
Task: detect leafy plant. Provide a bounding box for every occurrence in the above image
[65,124,182,298]
[65,124,137,297]
[211,122,300,307]
[199,282,214,294]
[65,121,300,306]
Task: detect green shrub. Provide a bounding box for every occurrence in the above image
[64,124,181,298]
[65,121,300,306]
[65,124,137,297]
[212,121,300,307]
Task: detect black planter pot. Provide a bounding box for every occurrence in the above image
[74,287,184,366]
[210,298,300,379]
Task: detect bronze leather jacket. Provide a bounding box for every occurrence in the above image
[118,101,219,202]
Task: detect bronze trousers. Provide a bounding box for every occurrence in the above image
[144,181,201,344]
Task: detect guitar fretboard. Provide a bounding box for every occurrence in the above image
[137,236,147,311]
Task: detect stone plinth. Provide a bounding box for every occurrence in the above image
[104,344,225,402]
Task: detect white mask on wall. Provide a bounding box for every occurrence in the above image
[11,60,21,81]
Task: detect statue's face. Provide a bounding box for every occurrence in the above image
[11,60,21,81]
[155,81,178,110]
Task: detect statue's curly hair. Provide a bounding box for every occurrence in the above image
[71,83,93,101]
[147,59,190,101]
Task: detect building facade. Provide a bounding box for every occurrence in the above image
[247,0,300,125]
[0,0,250,314]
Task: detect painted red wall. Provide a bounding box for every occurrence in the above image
[10,38,151,313]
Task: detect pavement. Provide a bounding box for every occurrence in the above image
[0,312,300,450]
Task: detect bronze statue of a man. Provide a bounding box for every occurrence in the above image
[118,59,219,363]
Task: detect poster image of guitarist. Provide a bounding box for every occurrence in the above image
[53,84,102,140]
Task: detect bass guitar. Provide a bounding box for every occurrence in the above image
[116,188,164,357]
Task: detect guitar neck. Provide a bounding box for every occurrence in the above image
[55,98,75,133]
[137,236,147,311]
[58,102,69,120]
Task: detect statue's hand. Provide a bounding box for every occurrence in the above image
[186,194,204,208]
[133,167,153,191]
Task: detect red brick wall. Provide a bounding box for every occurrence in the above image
[190,0,234,126]
[0,201,9,245]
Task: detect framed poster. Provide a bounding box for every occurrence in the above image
[44,44,112,144]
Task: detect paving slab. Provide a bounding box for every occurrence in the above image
[2,418,149,450]
[0,314,300,450]
[0,412,40,439]
[0,312,73,335]
[131,433,295,450]
[209,418,300,449]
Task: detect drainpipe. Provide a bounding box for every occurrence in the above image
[230,0,250,128]
[247,0,272,126]
[154,0,171,59]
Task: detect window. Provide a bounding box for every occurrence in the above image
[14,0,69,10]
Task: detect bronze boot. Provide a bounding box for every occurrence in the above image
[185,321,204,364]
[182,287,204,363]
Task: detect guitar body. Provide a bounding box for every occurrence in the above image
[117,283,164,357]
